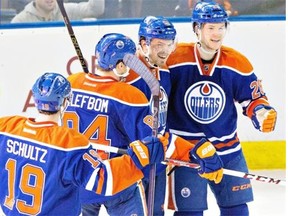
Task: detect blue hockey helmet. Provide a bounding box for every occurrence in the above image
[32,72,71,112]
[192,0,228,25]
[138,16,176,43]
[95,33,136,70]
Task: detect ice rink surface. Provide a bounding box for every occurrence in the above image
[100,169,286,216]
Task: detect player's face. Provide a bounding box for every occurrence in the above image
[147,38,175,67]
[36,0,56,13]
[199,23,226,52]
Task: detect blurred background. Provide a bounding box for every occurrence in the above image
[0,1,285,214]
[0,0,286,24]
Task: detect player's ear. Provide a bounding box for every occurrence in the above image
[115,61,126,73]
[139,39,148,54]
[194,25,200,35]
[116,61,124,69]
[193,22,202,37]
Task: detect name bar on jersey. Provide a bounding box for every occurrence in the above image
[6,139,47,163]
[70,92,109,113]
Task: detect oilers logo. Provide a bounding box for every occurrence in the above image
[184,81,225,124]
[149,86,168,130]
[159,87,168,128]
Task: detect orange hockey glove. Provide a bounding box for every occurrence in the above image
[251,105,277,132]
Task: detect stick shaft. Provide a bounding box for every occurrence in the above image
[56,0,89,73]
[123,54,160,96]
[113,53,159,216]
[164,158,286,186]
[90,143,127,155]
[222,168,285,186]
[147,96,159,216]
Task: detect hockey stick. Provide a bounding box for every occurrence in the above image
[56,0,89,73]
[123,53,160,216]
[91,143,286,186]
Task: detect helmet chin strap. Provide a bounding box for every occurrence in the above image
[60,98,69,122]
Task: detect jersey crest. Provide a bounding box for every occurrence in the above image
[159,86,169,128]
[184,81,226,124]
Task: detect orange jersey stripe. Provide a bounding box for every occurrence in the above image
[214,137,240,149]
[68,72,149,105]
[0,116,89,149]
[96,169,105,194]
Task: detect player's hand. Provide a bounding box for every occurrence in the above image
[189,138,223,184]
[127,136,164,170]
[157,132,169,150]
[251,105,277,132]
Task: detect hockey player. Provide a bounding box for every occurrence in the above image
[0,72,166,215]
[62,33,153,216]
[126,16,178,215]
[62,32,224,215]
[126,15,224,215]
[165,1,277,216]
[127,16,224,215]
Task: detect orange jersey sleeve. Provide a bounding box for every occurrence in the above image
[164,133,195,161]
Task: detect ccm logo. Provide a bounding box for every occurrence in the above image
[133,142,148,159]
[232,183,252,191]
[201,144,214,156]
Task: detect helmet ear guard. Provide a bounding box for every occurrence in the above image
[32,72,71,112]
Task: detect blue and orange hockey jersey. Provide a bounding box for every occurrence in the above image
[126,55,171,134]
[63,72,155,203]
[64,72,154,159]
[166,42,270,163]
[0,116,144,215]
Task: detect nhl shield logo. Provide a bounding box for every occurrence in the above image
[184,81,226,124]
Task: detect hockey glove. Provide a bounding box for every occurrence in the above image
[251,104,277,132]
[190,138,223,184]
[127,136,165,170]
